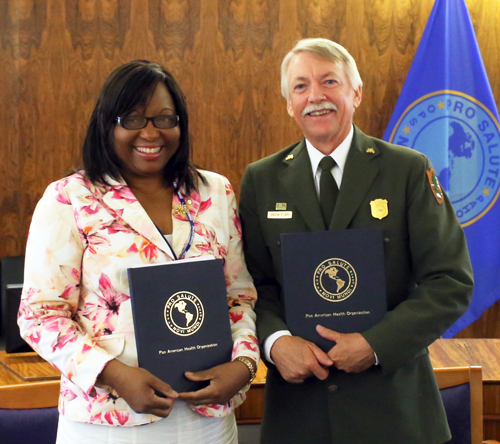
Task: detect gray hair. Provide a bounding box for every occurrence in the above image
[281,38,363,100]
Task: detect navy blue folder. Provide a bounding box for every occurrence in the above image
[128,258,232,392]
[281,229,387,352]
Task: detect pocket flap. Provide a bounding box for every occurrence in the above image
[95,334,126,357]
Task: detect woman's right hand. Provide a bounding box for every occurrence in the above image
[97,359,178,417]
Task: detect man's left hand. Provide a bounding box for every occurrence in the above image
[178,360,251,405]
[316,325,376,373]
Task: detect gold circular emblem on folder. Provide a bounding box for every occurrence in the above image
[313,258,357,302]
[164,291,205,336]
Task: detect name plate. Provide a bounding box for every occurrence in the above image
[267,211,293,219]
[128,257,232,392]
[281,229,387,352]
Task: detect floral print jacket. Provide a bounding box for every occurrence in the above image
[18,170,259,426]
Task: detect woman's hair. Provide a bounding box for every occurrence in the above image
[82,60,203,193]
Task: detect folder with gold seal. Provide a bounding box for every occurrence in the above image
[128,257,233,392]
[281,229,387,352]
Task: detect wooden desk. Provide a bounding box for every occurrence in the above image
[0,351,60,408]
[0,351,60,382]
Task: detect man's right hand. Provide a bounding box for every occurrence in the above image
[97,359,178,417]
[270,335,333,383]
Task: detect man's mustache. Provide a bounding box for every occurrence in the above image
[301,102,338,117]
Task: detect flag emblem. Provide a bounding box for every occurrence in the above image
[390,91,500,226]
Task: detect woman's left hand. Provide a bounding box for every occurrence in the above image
[178,360,252,405]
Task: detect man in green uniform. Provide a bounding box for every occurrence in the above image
[239,38,473,443]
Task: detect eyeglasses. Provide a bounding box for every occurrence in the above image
[115,115,179,130]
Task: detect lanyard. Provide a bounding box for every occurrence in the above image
[162,181,194,260]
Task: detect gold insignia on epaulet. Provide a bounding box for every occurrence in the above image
[173,203,188,216]
[366,148,375,154]
[285,154,294,161]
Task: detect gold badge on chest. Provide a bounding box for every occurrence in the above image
[370,199,388,220]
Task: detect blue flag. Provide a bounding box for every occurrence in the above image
[383,0,500,337]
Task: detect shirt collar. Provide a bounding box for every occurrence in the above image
[306,124,354,177]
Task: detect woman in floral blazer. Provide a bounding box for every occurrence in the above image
[18,61,259,444]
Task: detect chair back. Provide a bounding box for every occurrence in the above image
[434,366,483,444]
[0,380,59,444]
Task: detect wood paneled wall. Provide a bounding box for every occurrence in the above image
[1,0,499,336]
